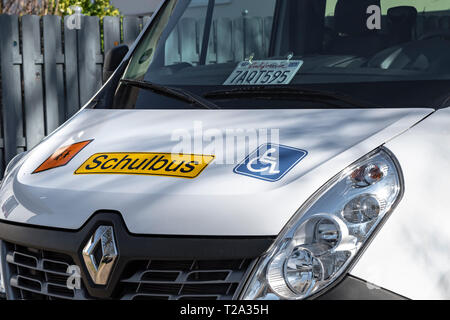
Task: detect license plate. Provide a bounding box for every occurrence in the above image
[223,60,303,86]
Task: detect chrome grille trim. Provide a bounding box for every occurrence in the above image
[5,243,89,300]
[3,242,255,300]
[118,259,253,300]
[10,275,88,300]
[6,252,72,277]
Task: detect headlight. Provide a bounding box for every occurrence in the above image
[241,147,403,300]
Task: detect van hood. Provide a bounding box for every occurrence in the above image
[0,108,432,236]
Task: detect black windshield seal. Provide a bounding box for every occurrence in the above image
[204,86,373,108]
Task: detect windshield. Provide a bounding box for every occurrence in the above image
[102,0,450,110]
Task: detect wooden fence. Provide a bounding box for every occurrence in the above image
[0,13,273,177]
[0,14,153,177]
[165,16,273,66]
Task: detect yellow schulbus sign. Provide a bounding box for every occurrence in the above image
[75,153,215,179]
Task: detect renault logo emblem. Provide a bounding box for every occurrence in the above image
[82,225,118,285]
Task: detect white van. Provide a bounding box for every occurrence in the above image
[0,0,449,300]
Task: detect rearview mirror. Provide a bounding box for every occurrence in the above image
[103,44,129,82]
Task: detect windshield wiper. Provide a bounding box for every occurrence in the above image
[120,79,219,109]
[204,86,372,108]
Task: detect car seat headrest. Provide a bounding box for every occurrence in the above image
[334,0,381,36]
[387,6,418,42]
[387,6,418,26]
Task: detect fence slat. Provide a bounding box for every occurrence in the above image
[263,16,273,57]
[22,15,46,150]
[43,15,65,133]
[77,16,102,106]
[245,17,264,59]
[208,20,217,64]
[123,16,142,46]
[232,17,245,62]
[179,18,198,64]
[165,25,180,65]
[216,18,233,63]
[103,16,121,53]
[197,19,216,64]
[0,15,24,171]
[63,15,80,118]
[142,15,152,29]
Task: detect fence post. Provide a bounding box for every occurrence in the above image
[43,15,65,133]
[77,15,103,107]
[21,15,45,150]
[197,19,216,64]
[166,22,181,65]
[103,16,121,54]
[263,16,273,57]
[232,17,244,62]
[216,18,233,63]
[143,15,152,29]
[245,17,264,59]
[0,14,24,173]
[179,18,199,64]
[63,15,81,118]
[123,16,142,46]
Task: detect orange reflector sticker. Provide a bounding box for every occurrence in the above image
[33,140,93,174]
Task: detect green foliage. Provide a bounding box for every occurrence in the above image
[58,0,120,19]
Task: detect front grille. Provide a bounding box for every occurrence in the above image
[3,242,253,300]
[117,259,252,300]
[4,243,88,300]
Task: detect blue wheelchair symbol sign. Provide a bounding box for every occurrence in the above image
[234,143,308,182]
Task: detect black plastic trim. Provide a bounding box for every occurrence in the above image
[317,275,407,300]
[0,211,274,299]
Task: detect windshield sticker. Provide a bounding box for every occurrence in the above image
[234,144,307,182]
[223,60,303,86]
[74,153,215,179]
[33,140,93,174]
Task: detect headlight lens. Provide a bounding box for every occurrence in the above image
[241,147,403,300]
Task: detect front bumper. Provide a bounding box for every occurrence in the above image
[0,211,405,300]
[317,276,406,300]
